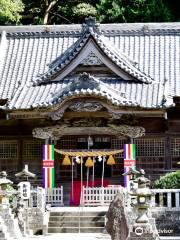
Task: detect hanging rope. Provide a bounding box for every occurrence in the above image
[55,149,123,157]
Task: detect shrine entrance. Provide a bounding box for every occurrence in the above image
[76,136,112,179]
[56,135,116,182]
[54,135,124,205]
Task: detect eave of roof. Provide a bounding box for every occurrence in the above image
[1,22,180,36]
[50,73,138,107]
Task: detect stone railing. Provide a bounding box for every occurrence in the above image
[29,186,64,208]
[81,186,180,209]
[151,189,180,209]
[27,186,180,209]
[81,185,122,206]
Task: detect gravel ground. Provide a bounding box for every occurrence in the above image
[23,234,180,240]
[23,233,111,240]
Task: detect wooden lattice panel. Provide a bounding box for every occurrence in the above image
[170,138,180,156]
[170,138,180,169]
[0,140,19,172]
[135,138,165,157]
[135,138,166,175]
[59,136,77,149]
[22,139,43,173]
[111,137,126,177]
[57,136,78,179]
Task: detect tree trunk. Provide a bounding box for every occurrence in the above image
[43,0,57,24]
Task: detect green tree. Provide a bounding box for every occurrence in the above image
[97,0,173,23]
[22,0,60,24]
[153,171,180,189]
[21,0,98,25]
[0,0,24,24]
[73,3,97,21]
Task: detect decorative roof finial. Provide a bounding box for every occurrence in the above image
[82,16,100,34]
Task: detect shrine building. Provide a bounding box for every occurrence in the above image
[0,17,180,186]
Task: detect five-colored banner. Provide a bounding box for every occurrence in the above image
[124,144,136,189]
[42,143,136,189]
[43,144,55,188]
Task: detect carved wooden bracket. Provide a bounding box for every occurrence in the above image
[108,124,145,138]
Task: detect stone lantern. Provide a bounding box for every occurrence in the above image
[127,169,159,240]
[15,165,35,202]
[130,169,152,223]
[15,165,35,180]
[0,171,13,206]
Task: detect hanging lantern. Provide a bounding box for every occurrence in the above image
[85,157,93,168]
[62,155,71,165]
[107,155,115,165]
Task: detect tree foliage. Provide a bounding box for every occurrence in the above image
[73,3,97,20]
[0,0,179,25]
[97,0,173,23]
[153,171,180,189]
[0,0,24,24]
[21,0,98,25]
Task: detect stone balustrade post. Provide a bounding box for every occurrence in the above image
[37,187,46,212]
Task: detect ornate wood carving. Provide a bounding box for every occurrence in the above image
[32,125,67,140]
[108,124,145,138]
[46,109,65,121]
[33,123,145,140]
[80,52,103,65]
[69,101,103,112]
[70,118,104,127]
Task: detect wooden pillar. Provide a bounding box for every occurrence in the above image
[165,136,171,170]
[18,138,23,171]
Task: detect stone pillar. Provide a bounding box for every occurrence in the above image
[37,187,45,212]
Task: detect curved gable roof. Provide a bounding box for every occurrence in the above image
[33,17,153,85]
[1,19,179,110]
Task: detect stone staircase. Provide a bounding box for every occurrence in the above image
[47,211,106,233]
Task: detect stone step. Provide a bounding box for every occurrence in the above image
[48,227,105,233]
[47,210,106,233]
[48,221,104,228]
[50,212,105,217]
[49,216,105,222]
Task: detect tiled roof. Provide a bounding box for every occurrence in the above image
[0,19,179,110]
[33,18,152,85]
[9,73,138,109]
[8,75,168,110]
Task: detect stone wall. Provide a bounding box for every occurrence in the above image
[23,207,180,236]
[152,209,180,236]
[24,208,44,235]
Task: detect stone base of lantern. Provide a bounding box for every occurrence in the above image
[127,221,160,240]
